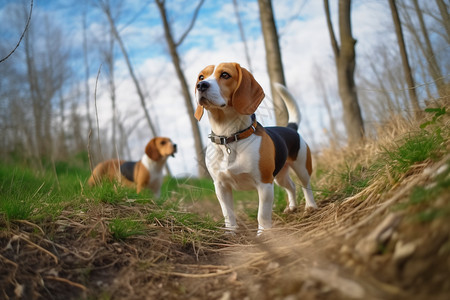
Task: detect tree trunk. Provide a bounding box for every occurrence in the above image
[388,0,421,117]
[258,0,288,126]
[412,0,446,99]
[155,0,207,177]
[324,0,364,144]
[436,0,450,44]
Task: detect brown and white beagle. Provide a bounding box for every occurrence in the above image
[88,137,176,197]
[195,62,317,235]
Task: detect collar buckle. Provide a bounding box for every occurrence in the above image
[209,134,227,145]
[209,114,257,146]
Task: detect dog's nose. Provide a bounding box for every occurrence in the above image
[173,144,177,152]
[197,81,210,92]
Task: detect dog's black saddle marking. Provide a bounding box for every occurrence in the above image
[120,161,137,182]
[264,125,300,177]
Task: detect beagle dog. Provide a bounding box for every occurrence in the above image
[195,62,317,235]
[88,137,176,197]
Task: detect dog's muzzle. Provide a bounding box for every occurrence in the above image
[171,144,177,157]
[197,81,210,92]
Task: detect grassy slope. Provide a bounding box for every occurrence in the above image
[0,107,449,299]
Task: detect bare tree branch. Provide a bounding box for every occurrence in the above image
[0,0,33,63]
[233,0,253,72]
[323,0,339,58]
[174,0,205,47]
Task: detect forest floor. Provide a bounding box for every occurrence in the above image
[1,109,449,299]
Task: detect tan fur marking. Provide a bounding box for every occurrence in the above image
[88,160,124,186]
[255,126,275,184]
[306,144,313,176]
[134,162,150,193]
[213,63,240,103]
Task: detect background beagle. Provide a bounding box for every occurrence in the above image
[88,137,176,197]
[195,62,317,235]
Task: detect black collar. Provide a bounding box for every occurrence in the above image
[209,114,257,145]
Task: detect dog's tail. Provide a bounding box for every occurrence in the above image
[273,82,301,131]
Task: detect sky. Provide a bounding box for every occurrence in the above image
[0,0,409,177]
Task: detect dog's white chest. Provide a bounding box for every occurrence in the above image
[141,154,164,188]
[205,135,262,190]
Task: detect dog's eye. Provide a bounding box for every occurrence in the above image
[160,140,167,145]
[198,75,204,81]
[220,72,231,79]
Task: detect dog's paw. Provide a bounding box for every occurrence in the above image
[223,227,237,236]
[283,206,298,214]
[304,204,318,211]
[303,205,317,216]
[224,230,236,236]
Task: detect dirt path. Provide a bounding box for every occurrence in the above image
[177,156,450,299]
[1,156,449,299]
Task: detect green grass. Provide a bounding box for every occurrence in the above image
[161,177,216,201]
[0,159,221,241]
[85,180,151,204]
[0,163,89,221]
[380,129,444,180]
[398,160,450,223]
[314,161,373,201]
[109,217,147,240]
[147,209,219,231]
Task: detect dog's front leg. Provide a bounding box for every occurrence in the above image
[257,183,275,235]
[215,182,237,232]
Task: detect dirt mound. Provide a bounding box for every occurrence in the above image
[216,155,450,300]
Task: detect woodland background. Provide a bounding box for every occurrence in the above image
[0,0,448,176]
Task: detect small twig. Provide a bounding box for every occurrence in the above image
[44,276,87,291]
[41,238,99,262]
[31,182,46,199]
[16,220,45,235]
[167,269,234,278]
[166,256,262,278]
[18,234,58,264]
[0,253,18,268]
[180,264,229,270]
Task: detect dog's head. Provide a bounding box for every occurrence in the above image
[145,137,177,161]
[194,62,265,121]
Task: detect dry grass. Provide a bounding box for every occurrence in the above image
[1,108,449,299]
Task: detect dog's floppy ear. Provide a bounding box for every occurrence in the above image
[231,63,265,115]
[194,83,204,121]
[145,138,162,161]
[194,104,204,121]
